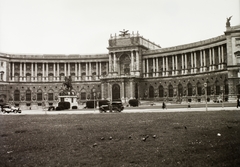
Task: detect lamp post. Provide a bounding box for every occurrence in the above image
[204,83,208,112]
[93,92,96,112]
[221,86,224,108]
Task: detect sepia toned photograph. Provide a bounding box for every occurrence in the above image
[0,0,240,166]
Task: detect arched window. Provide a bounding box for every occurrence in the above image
[149,86,154,98]
[197,82,202,96]
[14,89,20,101]
[159,85,164,97]
[215,80,220,95]
[48,89,54,101]
[26,89,31,101]
[80,89,86,100]
[37,89,42,101]
[178,84,183,96]
[168,84,173,97]
[187,83,192,96]
[120,54,130,75]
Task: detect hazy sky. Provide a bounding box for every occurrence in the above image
[0,0,239,54]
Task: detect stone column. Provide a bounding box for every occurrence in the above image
[96,62,99,79]
[185,54,188,74]
[23,62,26,81]
[42,63,45,81]
[166,56,168,76]
[64,63,67,76]
[12,62,14,81]
[153,58,155,77]
[203,50,206,72]
[113,52,116,72]
[143,59,145,77]
[68,63,70,76]
[162,57,165,76]
[130,81,133,99]
[200,50,203,72]
[191,52,194,73]
[31,62,34,82]
[121,81,125,102]
[175,55,178,75]
[57,63,59,81]
[131,51,134,73]
[75,62,77,81]
[19,62,22,81]
[99,62,102,77]
[221,46,224,69]
[46,63,48,81]
[136,51,139,71]
[106,62,108,75]
[218,46,221,69]
[101,83,104,100]
[89,62,92,81]
[146,59,149,77]
[194,52,197,73]
[209,48,212,71]
[172,55,175,76]
[86,62,88,81]
[79,62,81,81]
[53,63,56,81]
[35,63,37,81]
[181,54,184,74]
[212,48,215,70]
[156,57,159,77]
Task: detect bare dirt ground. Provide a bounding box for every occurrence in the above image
[0,110,240,167]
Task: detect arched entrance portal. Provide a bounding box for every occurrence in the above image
[112,84,120,100]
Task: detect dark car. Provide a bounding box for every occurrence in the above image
[99,101,124,113]
[2,105,21,113]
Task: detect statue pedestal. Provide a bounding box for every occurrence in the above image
[58,95,78,109]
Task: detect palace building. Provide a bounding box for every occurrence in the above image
[0,23,240,109]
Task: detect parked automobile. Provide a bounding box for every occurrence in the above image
[2,104,21,113]
[99,101,124,113]
[11,105,22,113]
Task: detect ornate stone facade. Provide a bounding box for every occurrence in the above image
[0,24,239,109]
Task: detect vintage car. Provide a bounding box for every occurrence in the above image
[99,101,124,113]
[2,105,21,113]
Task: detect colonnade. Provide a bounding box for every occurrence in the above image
[109,50,140,74]
[143,45,226,77]
[10,61,108,82]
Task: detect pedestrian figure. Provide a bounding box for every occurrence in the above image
[237,98,239,108]
[188,102,191,108]
[162,102,166,109]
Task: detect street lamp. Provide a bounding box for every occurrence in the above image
[93,92,96,112]
[221,86,224,108]
[204,83,208,112]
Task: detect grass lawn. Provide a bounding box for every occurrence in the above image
[0,110,240,167]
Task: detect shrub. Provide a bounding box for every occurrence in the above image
[86,101,97,108]
[72,106,78,109]
[98,100,109,107]
[58,102,70,110]
[128,99,139,107]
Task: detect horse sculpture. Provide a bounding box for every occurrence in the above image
[62,76,73,91]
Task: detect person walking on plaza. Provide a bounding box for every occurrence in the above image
[162,101,166,109]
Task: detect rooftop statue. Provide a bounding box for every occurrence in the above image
[119,29,129,37]
[226,16,232,27]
